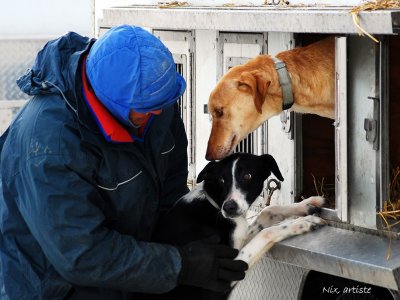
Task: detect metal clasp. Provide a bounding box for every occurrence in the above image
[265,178,281,206]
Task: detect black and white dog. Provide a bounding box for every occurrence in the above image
[152,152,324,299]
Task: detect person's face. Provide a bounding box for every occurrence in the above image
[129,109,163,127]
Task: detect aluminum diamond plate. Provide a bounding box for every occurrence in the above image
[0,39,49,101]
[229,255,307,300]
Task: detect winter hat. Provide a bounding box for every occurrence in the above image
[86,24,186,125]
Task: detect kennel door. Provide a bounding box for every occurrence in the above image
[153,30,196,188]
[347,36,381,229]
[334,36,348,222]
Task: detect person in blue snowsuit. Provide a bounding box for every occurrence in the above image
[0,25,247,299]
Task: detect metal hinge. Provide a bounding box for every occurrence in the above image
[280,110,294,139]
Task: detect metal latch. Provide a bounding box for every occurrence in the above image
[364,96,380,150]
[364,118,377,145]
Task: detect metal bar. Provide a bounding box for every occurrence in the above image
[378,37,390,230]
[335,36,348,222]
[100,6,400,34]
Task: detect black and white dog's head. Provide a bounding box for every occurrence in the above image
[196,153,284,219]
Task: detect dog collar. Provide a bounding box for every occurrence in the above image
[204,191,220,210]
[273,57,294,111]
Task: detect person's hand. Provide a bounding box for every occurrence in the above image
[177,236,248,293]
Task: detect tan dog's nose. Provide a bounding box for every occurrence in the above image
[205,127,221,161]
[206,131,237,161]
[206,140,225,161]
[205,143,217,161]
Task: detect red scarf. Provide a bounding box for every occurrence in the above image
[81,56,134,143]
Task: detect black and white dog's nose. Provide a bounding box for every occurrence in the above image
[222,200,238,214]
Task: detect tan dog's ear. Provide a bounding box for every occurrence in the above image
[238,71,271,114]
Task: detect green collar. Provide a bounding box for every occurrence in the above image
[273,57,294,111]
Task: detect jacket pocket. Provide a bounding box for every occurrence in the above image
[160,143,175,155]
[96,170,143,191]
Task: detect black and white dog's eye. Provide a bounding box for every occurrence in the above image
[243,173,252,181]
[218,178,225,184]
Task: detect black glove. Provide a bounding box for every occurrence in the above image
[177,236,248,293]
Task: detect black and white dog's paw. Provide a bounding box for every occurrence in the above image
[235,215,326,268]
[299,196,325,216]
[284,215,327,234]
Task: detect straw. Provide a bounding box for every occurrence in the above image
[378,167,400,259]
[350,0,400,43]
[158,1,188,8]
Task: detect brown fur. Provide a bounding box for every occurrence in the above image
[206,37,335,161]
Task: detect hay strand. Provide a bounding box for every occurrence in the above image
[350,0,400,44]
[158,1,188,8]
[311,174,330,198]
[378,211,393,260]
[378,166,400,259]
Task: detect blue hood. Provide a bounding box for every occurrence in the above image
[85,25,186,126]
[16,32,94,98]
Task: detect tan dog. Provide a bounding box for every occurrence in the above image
[206,37,335,161]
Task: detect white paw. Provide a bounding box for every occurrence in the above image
[300,196,325,215]
[289,215,326,234]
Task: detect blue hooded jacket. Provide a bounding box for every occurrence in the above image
[0,28,189,299]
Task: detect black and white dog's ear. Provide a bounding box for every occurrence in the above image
[197,161,217,183]
[262,154,284,181]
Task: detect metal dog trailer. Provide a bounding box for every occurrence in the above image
[97,2,400,298]
[2,1,399,298]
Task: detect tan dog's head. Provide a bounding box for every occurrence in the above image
[206,56,282,161]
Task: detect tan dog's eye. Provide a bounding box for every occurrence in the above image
[214,108,223,118]
[238,81,251,92]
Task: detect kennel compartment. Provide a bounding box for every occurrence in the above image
[379,35,400,232]
[300,34,400,230]
[291,35,348,221]
[293,34,337,210]
[297,34,388,227]
[301,114,336,209]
